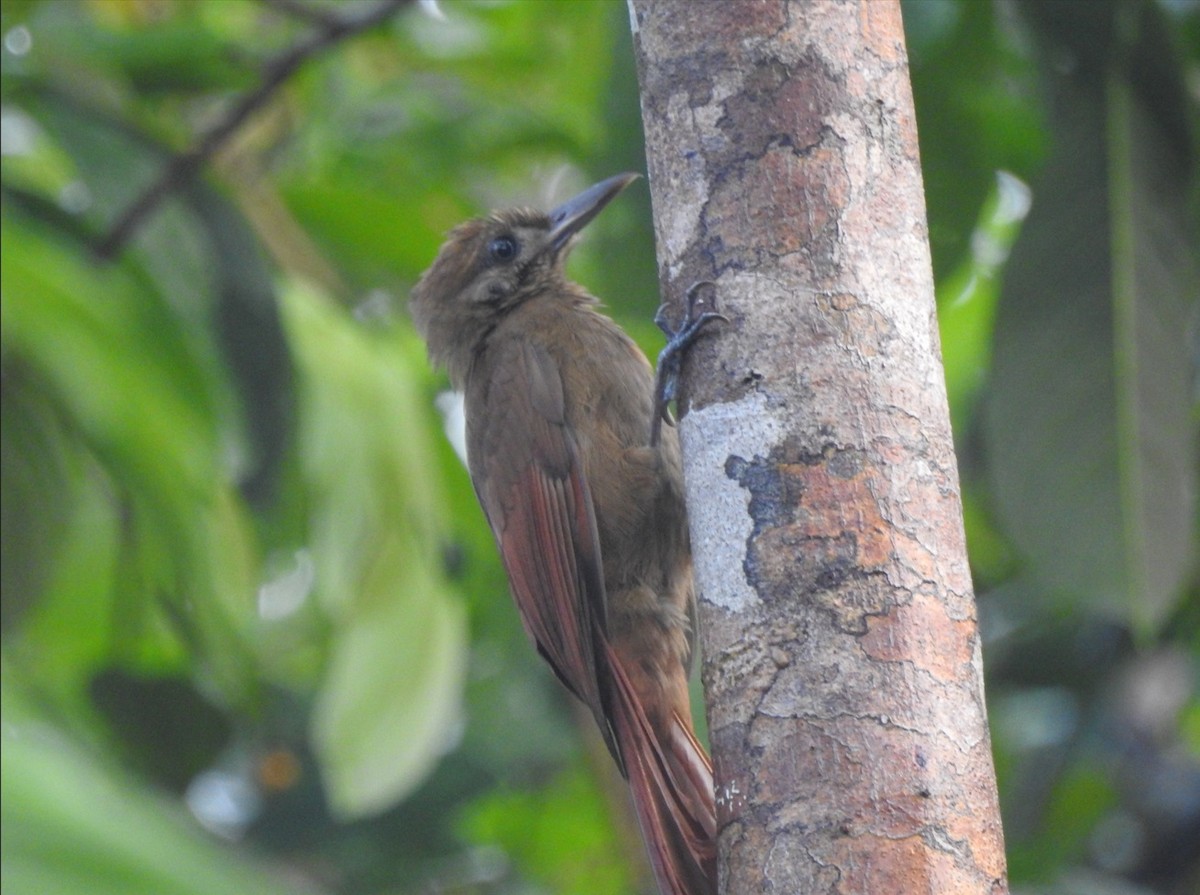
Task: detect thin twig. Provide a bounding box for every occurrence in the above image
[95,0,413,260]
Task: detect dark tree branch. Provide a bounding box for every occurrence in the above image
[95,0,413,260]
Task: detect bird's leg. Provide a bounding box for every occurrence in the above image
[651,281,728,447]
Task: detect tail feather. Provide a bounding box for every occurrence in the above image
[604,642,717,895]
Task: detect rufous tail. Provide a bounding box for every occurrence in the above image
[604,642,717,895]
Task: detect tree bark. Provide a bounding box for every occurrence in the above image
[628,2,1008,893]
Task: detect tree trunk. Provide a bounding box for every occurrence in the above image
[628,2,1009,893]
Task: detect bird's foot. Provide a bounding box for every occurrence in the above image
[651,281,727,447]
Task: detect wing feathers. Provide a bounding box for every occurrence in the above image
[499,464,615,759]
[604,641,717,895]
[468,335,714,893]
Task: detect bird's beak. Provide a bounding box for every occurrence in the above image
[548,172,640,252]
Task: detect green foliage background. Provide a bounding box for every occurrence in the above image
[1,1,1197,894]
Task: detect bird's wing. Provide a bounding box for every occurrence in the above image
[605,640,717,894]
[467,336,618,761]
[467,334,717,895]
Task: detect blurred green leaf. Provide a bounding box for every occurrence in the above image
[1,665,312,895]
[1,424,121,726]
[283,281,468,819]
[986,0,1198,631]
[311,546,467,819]
[460,767,635,895]
[0,0,41,26]
[282,180,455,291]
[0,218,217,498]
[187,185,295,504]
[1183,700,1200,758]
[83,20,254,96]
[938,169,1032,434]
[904,0,1047,280]
[1007,760,1118,883]
[11,82,242,470]
[16,83,294,501]
[1,210,261,707]
[0,362,86,632]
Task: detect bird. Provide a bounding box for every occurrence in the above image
[409,172,719,895]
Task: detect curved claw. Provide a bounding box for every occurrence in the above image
[653,303,672,336]
[650,350,678,448]
[650,281,728,447]
[684,280,718,309]
[682,310,729,335]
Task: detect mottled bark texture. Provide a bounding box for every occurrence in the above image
[628,2,1008,893]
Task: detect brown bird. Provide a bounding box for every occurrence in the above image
[410,173,718,895]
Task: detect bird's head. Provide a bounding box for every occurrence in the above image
[410,172,639,383]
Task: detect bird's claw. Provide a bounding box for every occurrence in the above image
[650,281,728,447]
[655,281,727,336]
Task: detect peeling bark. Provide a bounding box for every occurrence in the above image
[628,1,1009,893]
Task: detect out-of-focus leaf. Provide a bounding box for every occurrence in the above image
[15,85,294,502]
[904,0,1047,280]
[0,666,313,895]
[405,0,613,150]
[269,0,620,295]
[938,170,1032,433]
[1,425,121,723]
[1006,759,1119,883]
[459,767,635,895]
[0,108,80,205]
[960,485,1018,589]
[0,217,216,539]
[282,180,456,291]
[312,539,466,818]
[0,0,41,26]
[283,281,467,819]
[0,363,81,631]
[15,85,233,430]
[22,0,254,98]
[1183,701,1200,758]
[187,185,295,504]
[82,19,253,96]
[986,0,1198,631]
[0,213,259,705]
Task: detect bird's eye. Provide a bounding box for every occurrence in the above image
[488,236,518,263]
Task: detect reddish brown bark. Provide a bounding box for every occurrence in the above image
[628,1,1009,892]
